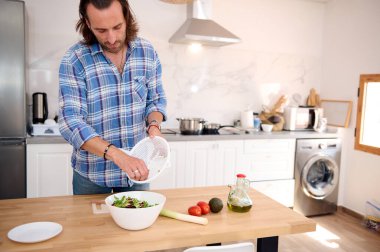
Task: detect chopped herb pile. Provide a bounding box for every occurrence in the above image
[112,195,157,208]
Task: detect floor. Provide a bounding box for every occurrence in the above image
[278,210,380,252]
[158,210,380,252]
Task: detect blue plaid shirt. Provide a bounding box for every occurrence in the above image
[58,37,167,187]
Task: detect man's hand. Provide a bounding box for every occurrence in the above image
[146,112,163,138]
[147,124,162,138]
[107,147,149,181]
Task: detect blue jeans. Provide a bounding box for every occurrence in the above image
[73,170,149,195]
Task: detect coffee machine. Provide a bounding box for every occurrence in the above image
[32,92,48,124]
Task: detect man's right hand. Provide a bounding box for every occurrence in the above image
[106,146,149,181]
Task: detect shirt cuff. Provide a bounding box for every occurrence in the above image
[69,125,99,150]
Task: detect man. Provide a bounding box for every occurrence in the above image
[58,0,167,195]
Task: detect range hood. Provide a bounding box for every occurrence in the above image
[169,0,241,47]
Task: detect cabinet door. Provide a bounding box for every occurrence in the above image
[241,139,296,181]
[150,142,186,190]
[251,179,295,207]
[185,141,216,187]
[214,140,244,186]
[185,140,243,187]
[27,144,73,198]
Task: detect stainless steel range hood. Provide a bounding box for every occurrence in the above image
[169,0,241,47]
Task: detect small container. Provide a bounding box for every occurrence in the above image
[227,174,253,213]
[241,110,254,129]
[261,124,273,132]
[253,113,261,132]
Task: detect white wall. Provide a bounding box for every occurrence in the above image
[24,0,380,214]
[322,0,380,214]
[25,0,325,128]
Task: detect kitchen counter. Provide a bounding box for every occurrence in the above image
[0,186,315,252]
[27,128,340,144]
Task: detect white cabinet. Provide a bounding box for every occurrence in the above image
[239,139,296,207]
[27,138,297,207]
[240,139,295,181]
[184,140,243,188]
[251,179,295,207]
[150,140,242,189]
[27,144,73,198]
[150,142,186,190]
[150,140,243,189]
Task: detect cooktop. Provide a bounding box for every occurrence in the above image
[161,128,241,135]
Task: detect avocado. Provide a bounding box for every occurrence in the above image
[209,197,224,213]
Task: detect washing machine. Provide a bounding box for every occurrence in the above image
[294,138,341,217]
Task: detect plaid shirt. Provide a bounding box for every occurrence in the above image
[58,37,167,187]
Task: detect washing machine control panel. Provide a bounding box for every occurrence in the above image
[319,143,327,149]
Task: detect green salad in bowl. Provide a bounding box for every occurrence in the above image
[112,195,158,208]
[105,191,166,230]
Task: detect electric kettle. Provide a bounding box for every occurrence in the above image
[32,92,48,124]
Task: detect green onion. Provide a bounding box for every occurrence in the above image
[160,208,208,225]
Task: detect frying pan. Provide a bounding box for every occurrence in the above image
[203,123,236,135]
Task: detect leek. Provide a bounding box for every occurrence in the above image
[160,208,208,225]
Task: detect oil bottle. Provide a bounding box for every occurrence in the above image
[227,174,253,213]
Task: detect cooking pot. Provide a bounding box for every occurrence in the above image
[177,118,206,135]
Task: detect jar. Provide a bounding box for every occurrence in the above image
[227,174,253,212]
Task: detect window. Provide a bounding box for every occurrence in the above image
[355,74,380,155]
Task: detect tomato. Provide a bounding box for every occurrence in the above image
[197,201,208,207]
[188,205,202,216]
[197,201,210,215]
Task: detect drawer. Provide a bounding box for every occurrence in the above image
[241,152,295,181]
[243,139,295,154]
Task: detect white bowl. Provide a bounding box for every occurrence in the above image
[105,191,166,230]
[120,136,171,184]
[261,124,273,132]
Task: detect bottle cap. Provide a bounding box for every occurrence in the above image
[236,173,246,178]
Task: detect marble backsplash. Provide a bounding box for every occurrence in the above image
[27,41,321,129]
[158,43,321,128]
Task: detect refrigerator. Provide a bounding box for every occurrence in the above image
[0,0,26,199]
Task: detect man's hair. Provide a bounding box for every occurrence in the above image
[76,0,139,45]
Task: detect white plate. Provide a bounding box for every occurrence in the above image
[7,222,62,243]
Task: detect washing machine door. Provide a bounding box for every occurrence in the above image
[301,154,339,200]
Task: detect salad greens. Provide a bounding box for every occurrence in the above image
[112,195,157,208]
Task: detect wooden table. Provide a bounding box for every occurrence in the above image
[0,186,315,252]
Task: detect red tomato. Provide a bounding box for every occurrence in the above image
[188,205,202,216]
[197,201,210,215]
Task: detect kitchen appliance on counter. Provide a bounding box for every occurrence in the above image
[31,123,61,136]
[32,92,48,124]
[0,0,26,199]
[283,107,323,131]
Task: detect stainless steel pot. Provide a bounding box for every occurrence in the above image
[177,118,206,135]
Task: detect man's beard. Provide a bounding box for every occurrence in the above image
[101,40,124,54]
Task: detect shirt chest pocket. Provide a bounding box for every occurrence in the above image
[132,76,148,103]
